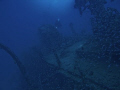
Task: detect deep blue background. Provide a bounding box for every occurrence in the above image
[0,0,120,89]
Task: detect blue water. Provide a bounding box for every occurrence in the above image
[0,0,120,90]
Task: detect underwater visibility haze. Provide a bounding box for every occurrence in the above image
[0,0,120,90]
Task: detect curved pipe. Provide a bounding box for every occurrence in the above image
[0,43,40,90]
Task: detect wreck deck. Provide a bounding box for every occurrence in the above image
[44,41,120,90]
